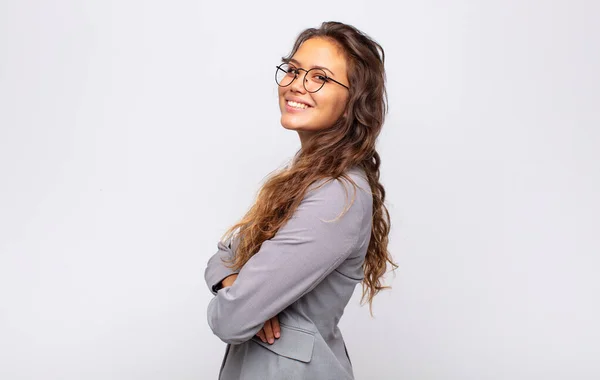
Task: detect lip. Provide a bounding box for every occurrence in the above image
[284,101,311,113]
[285,96,313,107]
[283,98,313,113]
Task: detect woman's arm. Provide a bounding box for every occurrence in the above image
[204,238,240,295]
[206,177,368,345]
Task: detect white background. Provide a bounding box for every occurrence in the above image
[1,0,598,379]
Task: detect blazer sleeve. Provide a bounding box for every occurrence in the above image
[206,177,366,345]
[204,236,241,296]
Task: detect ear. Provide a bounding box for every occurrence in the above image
[343,98,351,119]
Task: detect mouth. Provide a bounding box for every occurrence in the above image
[285,100,313,112]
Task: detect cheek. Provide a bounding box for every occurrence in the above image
[278,90,286,110]
[319,95,346,119]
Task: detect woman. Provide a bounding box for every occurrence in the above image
[204,21,397,380]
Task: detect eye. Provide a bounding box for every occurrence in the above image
[308,71,328,83]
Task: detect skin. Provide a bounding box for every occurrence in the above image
[278,37,351,149]
[219,37,351,344]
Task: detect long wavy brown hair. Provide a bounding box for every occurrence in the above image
[219,21,398,317]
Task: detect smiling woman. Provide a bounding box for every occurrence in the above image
[277,37,352,147]
[204,21,396,380]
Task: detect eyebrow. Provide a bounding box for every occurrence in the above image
[286,58,336,76]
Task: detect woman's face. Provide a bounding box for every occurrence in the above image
[278,37,350,142]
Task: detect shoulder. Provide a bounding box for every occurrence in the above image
[304,167,372,222]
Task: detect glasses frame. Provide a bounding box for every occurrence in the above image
[275,63,350,93]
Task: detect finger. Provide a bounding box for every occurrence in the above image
[256,329,266,343]
[263,319,274,344]
[271,316,280,338]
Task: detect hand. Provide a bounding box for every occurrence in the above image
[220,274,281,344]
[221,274,238,288]
[256,315,280,345]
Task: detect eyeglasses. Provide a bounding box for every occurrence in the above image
[275,63,350,93]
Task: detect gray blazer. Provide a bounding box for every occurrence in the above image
[204,167,372,380]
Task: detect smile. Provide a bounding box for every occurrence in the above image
[286,100,311,110]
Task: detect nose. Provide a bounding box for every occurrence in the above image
[289,70,307,94]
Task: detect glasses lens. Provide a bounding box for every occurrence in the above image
[305,68,327,93]
[276,63,295,86]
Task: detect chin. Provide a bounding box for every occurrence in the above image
[280,121,302,131]
[280,115,305,131]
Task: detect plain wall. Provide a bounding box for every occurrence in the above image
[1,0,598,379]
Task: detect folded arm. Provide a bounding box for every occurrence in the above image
[206,178,366,345]
[204,236,241,296]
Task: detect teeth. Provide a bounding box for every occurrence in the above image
[287,100,309,109]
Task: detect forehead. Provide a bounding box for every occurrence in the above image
[291,38,347,76]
